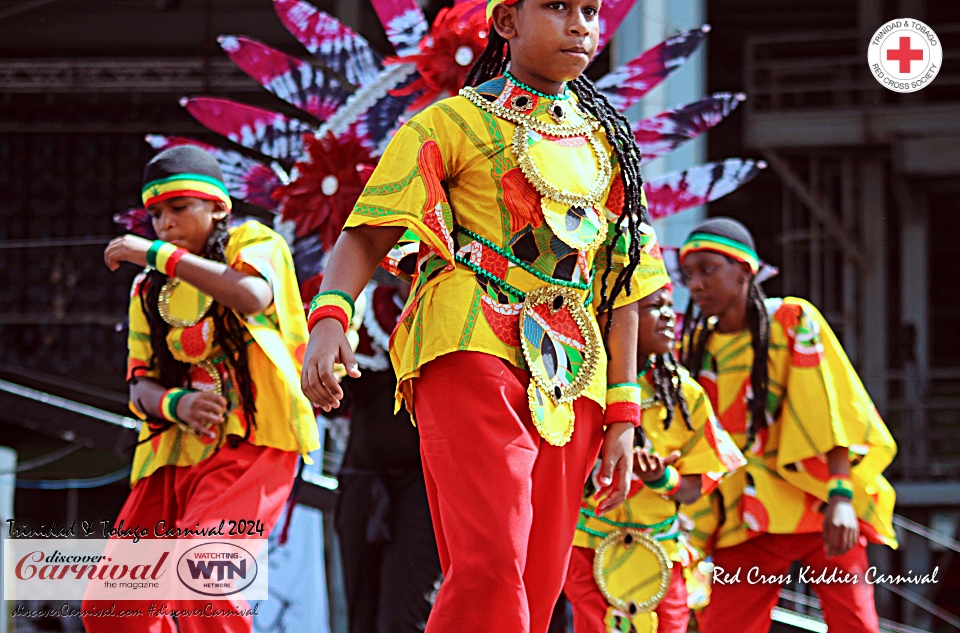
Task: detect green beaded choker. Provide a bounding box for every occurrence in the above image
[637,356,654,380]
[504,70,570,101]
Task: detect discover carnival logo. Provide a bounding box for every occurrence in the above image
[3,538,267,601]
[868,18,942,93]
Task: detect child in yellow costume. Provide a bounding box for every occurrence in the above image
[564,268,745,633]
[84,145,319,633]
[678,217,897,633]
[300,1,670,630]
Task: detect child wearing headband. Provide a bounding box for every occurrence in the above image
[300,1,662,630]
[85,145,319,633]
[563,256,744,633]
[678,216,897,633]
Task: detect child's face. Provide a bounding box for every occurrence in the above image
[680,251,751,320]
[636,287,675,358]
[147,197,226,255]
[501,0,601,84]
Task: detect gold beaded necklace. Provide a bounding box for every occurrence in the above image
[512,122,613,211]
[459,79,612,251]
[158,278,214,328]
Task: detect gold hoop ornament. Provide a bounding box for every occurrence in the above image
[593,529,672,616]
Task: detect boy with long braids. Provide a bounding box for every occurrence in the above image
[677,217,897,633]
[86,145,319,633]
[300,1,661,630]
[564,268,745,633]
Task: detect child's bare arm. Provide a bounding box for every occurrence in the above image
[594,302,640,515]
[104,234,273,315]
[301,225,406,411]
[167,252,272,314]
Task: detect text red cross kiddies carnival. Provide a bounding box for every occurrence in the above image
[887,36,924,73]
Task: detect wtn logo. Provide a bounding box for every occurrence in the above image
[185,559,247,581]
[176,542,259,597]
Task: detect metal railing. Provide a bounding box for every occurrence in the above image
[0,57,269,94]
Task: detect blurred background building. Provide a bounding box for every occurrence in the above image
[1,0,959,631]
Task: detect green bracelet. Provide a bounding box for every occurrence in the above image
[159,388,190,423]
[828,484,854,500]
[145,240,166,270]
[645,466,681,495]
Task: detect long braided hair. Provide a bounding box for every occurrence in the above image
[633,352,694,447]
[679,222,770,444]
[465,21,650,338]
[134,215,258,441]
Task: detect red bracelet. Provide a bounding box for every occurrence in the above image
[307,304,350,333]
[164,247,188,277]
[604,401,642,427]
[663,474,683,496]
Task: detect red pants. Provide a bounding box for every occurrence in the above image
[82,442,299,633]
[414,352,604,633]
[699,532,879,633]
[564,546,689,633]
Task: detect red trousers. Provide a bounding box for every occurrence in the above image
[414,352,604,633]
[564,546,689,633]
[82,442,299,633]
[699,532,879,633]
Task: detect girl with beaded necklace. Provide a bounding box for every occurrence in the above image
[86,145,319,633]
[301,1,661,631]
[563,273,745,633]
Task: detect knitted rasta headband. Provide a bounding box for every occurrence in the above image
[680,217,759,274]
[141,145,232,211]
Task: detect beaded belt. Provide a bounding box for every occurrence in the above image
[453,227,602,446]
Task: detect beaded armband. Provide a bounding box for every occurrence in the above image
[146,240,188,278]
[604,383,642,427]
[827,475,854,501]
[645,465,682,496]
[307,290,356,334]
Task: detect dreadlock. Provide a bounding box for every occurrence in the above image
[466,23,650,341]
[134,216,258,443]
[680,268,770,445]
[633,353,693,448]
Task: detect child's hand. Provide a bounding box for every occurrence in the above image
[594,421,634,516]
[634,448,681,483]
[301,319,361,412]
[177,391,226,439]
[104,235,153,271]
[822,496,859,557]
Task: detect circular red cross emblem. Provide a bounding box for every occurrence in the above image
[868,19,942,93]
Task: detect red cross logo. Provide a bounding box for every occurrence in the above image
[887,36,924,73]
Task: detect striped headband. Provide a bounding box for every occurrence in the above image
[141,173,232,211]
[680,232,760,274]
[486,0,521,21]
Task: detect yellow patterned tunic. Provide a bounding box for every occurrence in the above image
[686,297,897,553]
[574,367,746,564]
[343,76,666,442]
[125,221,320,484]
